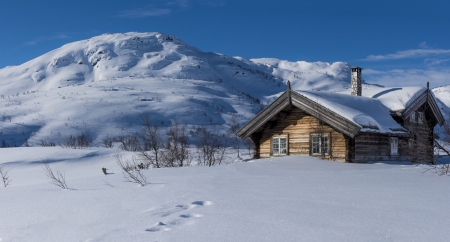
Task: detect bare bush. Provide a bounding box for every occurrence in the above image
[162,121,191,167]
[117,133,141,151]
[195,126,229,166]
[0,165,11,187]
[40,140,56,147]
[228,114,241,158]
[60,133,92,149]
[139,114,164,168]
[102,135,114,148]
[115,154,148,185]
[426,119,450,175]
[42,162,68,189]
[243,137,254,157]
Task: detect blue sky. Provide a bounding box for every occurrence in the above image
[1,0,449,87]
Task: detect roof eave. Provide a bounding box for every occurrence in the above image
[237,92,289,139]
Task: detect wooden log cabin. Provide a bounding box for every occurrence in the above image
[237,67,445,163]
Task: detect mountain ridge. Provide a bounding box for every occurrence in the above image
[0,32,447,147]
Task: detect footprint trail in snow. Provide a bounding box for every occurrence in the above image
[146,200,212,233]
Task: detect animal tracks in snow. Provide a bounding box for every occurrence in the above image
[152,204,189,217]
[146,201,212,233]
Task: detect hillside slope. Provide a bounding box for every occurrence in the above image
[0,32,352,146]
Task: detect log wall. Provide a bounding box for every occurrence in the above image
[401,105,436,162]
[253,107,348,162]
[353,133,405,162]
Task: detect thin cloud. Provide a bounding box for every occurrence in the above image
[424,58,450,66]
[117,8,172,18]
[419,41,430,49]
[363,48,450,61]
[364,68,450,88]
[24,34,70,46]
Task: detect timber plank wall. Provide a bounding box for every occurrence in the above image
[402,105,436,162]
[353,133,401,162]
[254,107,347,162]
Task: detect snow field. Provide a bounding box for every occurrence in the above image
[1,147,450,242]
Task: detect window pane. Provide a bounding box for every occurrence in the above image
[280,138,287,154]
[323,136,328,154]
[312,136,319,154]
[273,147,279,155]
[418,112,424,124]
[273,138,279,145]
[391,137,398,155]
[272,138,279,155]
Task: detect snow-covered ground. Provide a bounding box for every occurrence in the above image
[1,147,449,242]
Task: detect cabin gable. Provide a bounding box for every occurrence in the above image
[402,89,444,126]
[255,106,348,161]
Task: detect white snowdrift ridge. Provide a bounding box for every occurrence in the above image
[0,32,352,146]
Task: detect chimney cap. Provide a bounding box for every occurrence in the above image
[351,66,363,70]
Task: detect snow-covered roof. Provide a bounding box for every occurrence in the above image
[238,88,410,139]
[295,90,407,134]
[339,85,444,125]
[340,86,426,112]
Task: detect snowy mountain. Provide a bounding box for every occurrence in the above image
[0,32,353,146]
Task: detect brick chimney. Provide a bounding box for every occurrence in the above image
[351,66,362,96]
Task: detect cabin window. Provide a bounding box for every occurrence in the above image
[391,137,399,155]
[418,112,424,124]
[410,112,416,122]
[272,137,287,155]
[311,134,329,155]
[408,139,413,148]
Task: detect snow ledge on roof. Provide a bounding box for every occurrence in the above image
[295,90,408,134]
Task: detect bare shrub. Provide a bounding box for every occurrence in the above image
[40,140,56,147]
[228,114,241,158]
[102,135,114,148]
[0,165,11,187]
[243,137,254,157]
[42,162,68,189]
[117,133,141,151]
[195,126,229,166]
[115,154,148,185]
[426,119,450,175]
[60,133,92,149]
[162,121,191,167]
[138,114,164,168]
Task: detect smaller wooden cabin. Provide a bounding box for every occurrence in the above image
[237,82,444,163]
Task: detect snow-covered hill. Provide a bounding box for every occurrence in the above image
[0,32,352,146]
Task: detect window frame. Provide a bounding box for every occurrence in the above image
[272,136,288,156]
[391,137,399,155]
[418,112,424,124]
[311,133,330,156]
[410,112,416,123]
